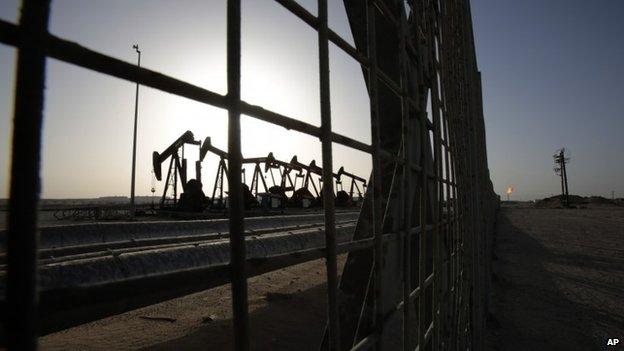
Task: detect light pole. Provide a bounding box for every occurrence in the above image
[130,44,141,217]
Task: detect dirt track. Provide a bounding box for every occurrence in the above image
[486,206,624,350]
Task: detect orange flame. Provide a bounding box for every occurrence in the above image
[506,186,514,195]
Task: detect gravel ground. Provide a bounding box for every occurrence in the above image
[486,206,624,351]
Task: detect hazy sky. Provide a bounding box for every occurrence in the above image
[1,0,623,201]
[471,0,624,200]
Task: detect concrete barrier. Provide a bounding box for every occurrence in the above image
[0,211,359,249]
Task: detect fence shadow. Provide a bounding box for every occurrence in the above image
[142,282,329,351]
[485,208,624,351]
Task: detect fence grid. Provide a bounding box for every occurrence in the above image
[1,0,498,350]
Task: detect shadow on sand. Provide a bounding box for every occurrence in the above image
[485,209,624,351]
[142,283,329,351]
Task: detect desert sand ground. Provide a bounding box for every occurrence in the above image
[32,206,624,350]
[486,206,624,350]
[40,256,346,351]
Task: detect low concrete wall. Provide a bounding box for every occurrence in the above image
[34,223,355,290]
[0,211,359,249]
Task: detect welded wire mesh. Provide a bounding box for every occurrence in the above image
[0,0,498,350]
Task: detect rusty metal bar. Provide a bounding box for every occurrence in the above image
[423,320,434,345]
[271,0,362,65]
[240,101,371,153]
[0,1,500,348]
[417,73,429,351]
[6,0,51,349]
[226,0,249,350]
[0,230,403,337]
[272,0,371,74]
[271,0,421,114]
[350,333,376,351]
[0,16,425,155]
[365,1,385,349]
[429,6,444,348]
[351,268,436,350]
[0,19,371,155]
[399,2,413,350]
[317,0,340,348]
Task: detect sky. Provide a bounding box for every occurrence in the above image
[470,0,624,200]
[0,0,623,201]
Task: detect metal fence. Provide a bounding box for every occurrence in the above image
[0,0,498,350]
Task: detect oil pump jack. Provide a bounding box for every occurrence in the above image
[198,136,229,209]
[153,132,367,212]
[288,156,365,207]
[152,131,204,210]
[243,152,309,209]
[335,166,367,206]
[241,155,270,197]
[289,156,330,208]
[264,152,301,204]
[240,153,290,208]
[198,137,257,210]
[153,134,265,211]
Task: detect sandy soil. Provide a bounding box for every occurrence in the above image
[33,206,624,350]
[486,207,624,350]
[40,256,346,351]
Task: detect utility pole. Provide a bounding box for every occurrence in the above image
[553,148,570,207]
[130,44,141,217]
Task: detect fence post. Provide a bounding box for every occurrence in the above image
[6,1,51,349]
[226,0,249,350]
